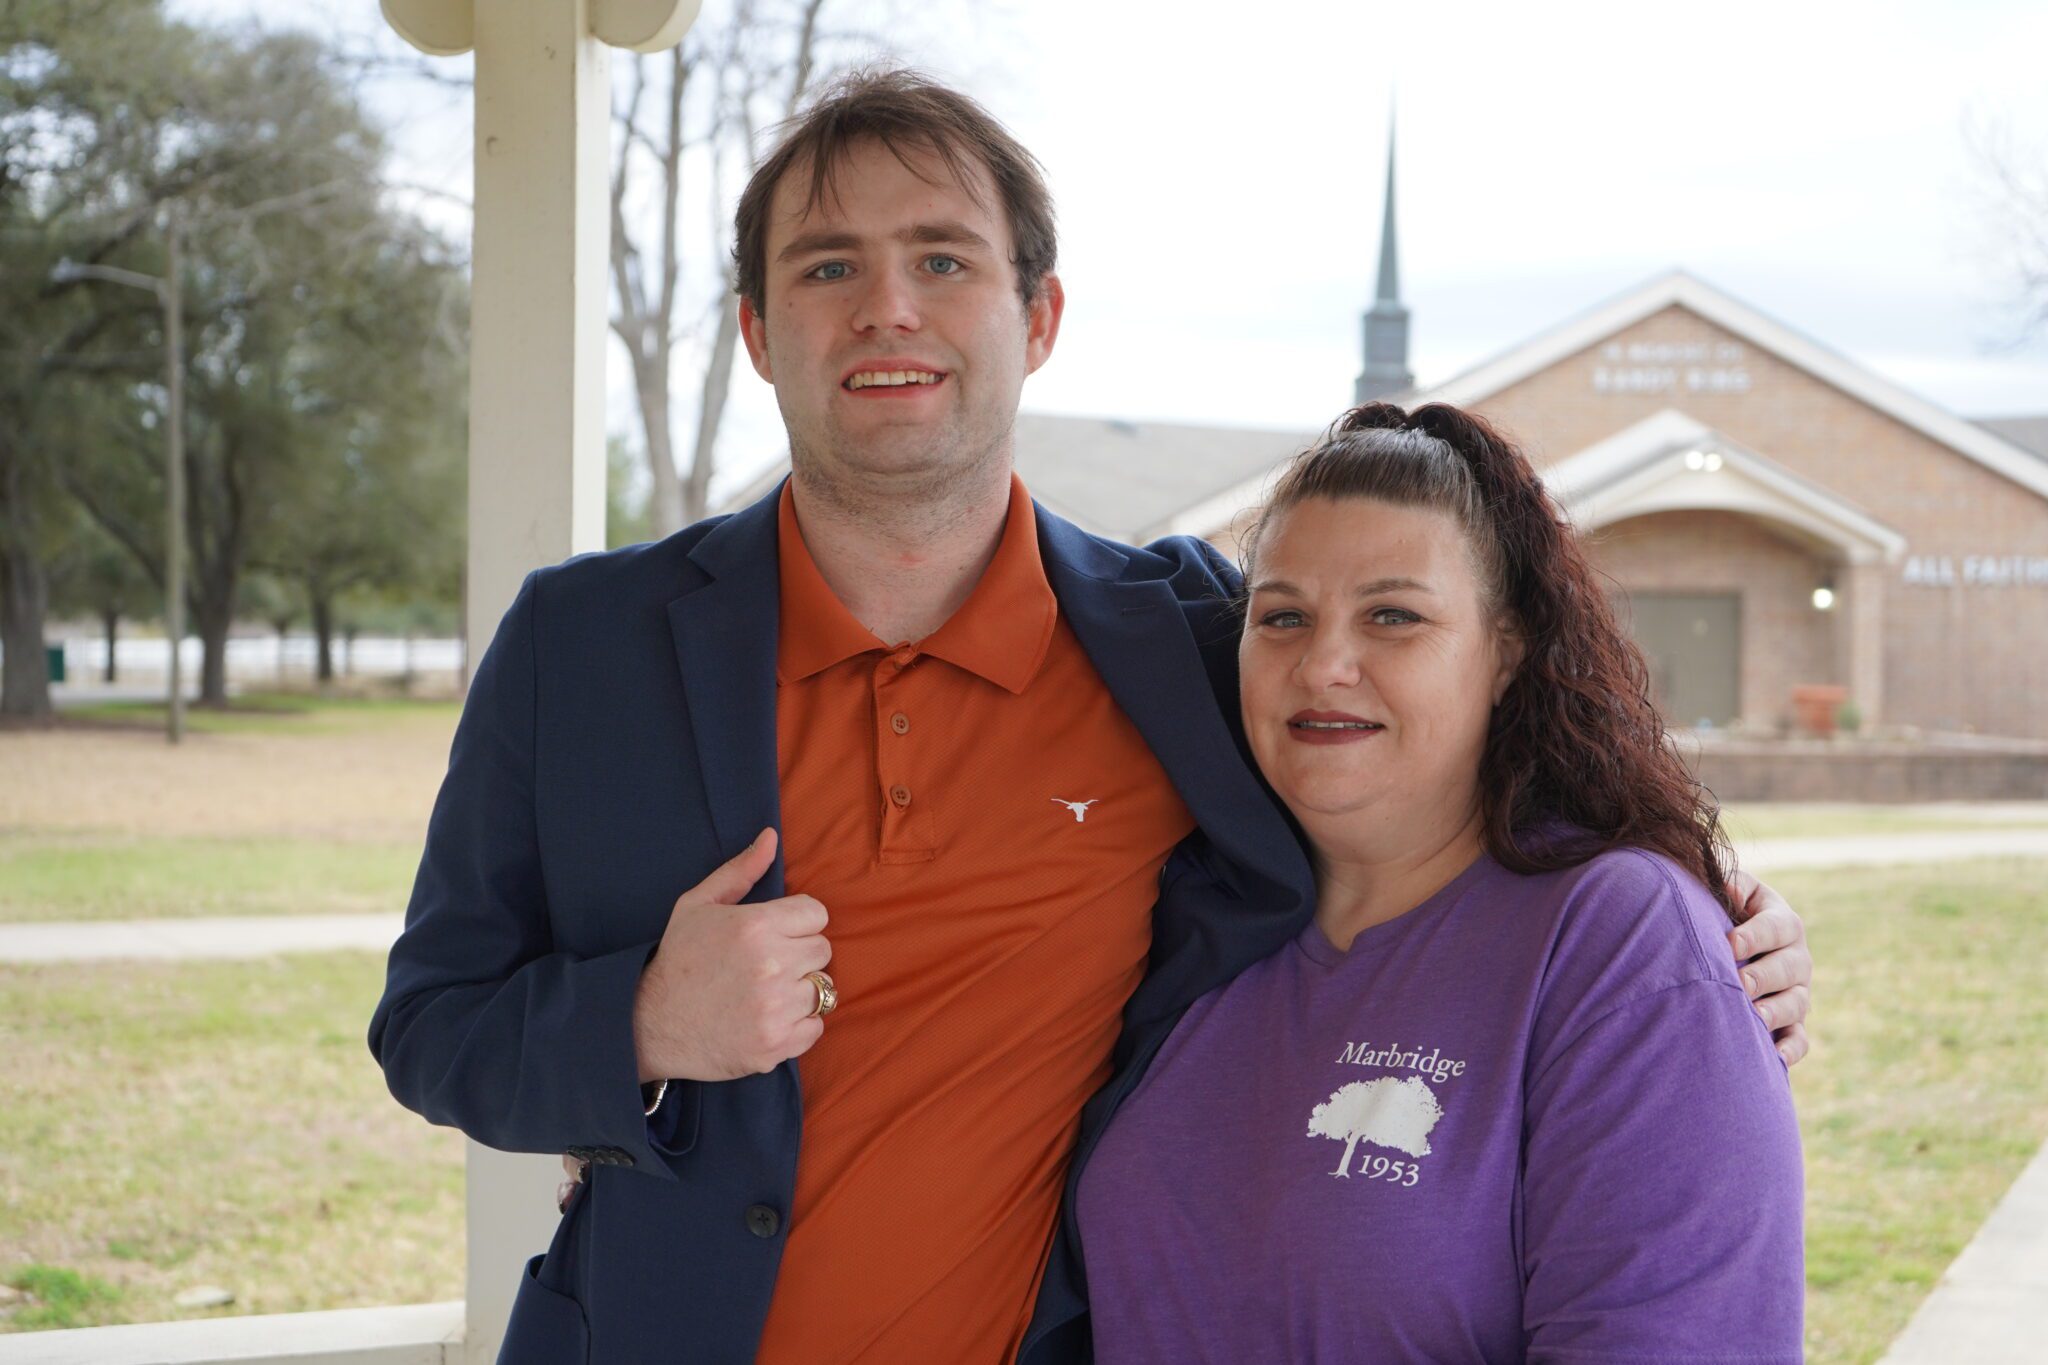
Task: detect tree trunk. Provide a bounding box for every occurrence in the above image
[632,349,686,537]
[0,541,52,718]
[197,617,229,704]
[102,609,119,682]
[192,584,234,707]
[683,291,741,525]
[0,443,52,718]
[312,594,335,682]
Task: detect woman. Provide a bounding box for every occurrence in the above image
[1077,402,1803,1361]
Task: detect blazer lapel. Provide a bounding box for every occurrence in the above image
[1036,508,1310,908]
[665,486,788,899]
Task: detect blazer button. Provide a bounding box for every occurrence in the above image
[746,1204,782,1239]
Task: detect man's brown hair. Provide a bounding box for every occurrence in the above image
[732,68,1058,310]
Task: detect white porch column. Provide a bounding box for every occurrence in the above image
[1841,559,1885,731]
[377,3,700,1361]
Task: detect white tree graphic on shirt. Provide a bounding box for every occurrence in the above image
[1307,1076,1444,1176]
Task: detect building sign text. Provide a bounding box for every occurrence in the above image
[1902,555,2048,587]
[1592,341,1752,395]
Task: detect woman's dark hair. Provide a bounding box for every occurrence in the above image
[1241,400,1737,917]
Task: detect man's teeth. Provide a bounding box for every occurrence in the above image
[1294,720,1381,730]
[846,370,942,389]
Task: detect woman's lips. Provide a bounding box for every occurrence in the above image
[1286,711,1386,746]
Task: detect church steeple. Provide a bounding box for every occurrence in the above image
[1354,111,1414,406]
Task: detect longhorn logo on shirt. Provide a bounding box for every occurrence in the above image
[1051,798,1099,822]
[1308,1076,1443,1175]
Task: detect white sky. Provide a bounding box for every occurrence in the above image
[174,0,2048,503]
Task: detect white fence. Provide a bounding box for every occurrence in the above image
[23,635,466,684]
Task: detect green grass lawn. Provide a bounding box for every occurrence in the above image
[62,692,458,737]
[0,834,421,923]
[1781,858,2048,1364]
[1,859,2043,1358]
[0,950,463,1330]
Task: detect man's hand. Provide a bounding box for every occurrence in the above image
[1726,868,1812,1067]
[631,828,833,1083]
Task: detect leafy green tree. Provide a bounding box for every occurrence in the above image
[0,0,197,715]
[252,213,467,683]
[46,506,156,682]
[608,432,656,549]
[51,21,461,705]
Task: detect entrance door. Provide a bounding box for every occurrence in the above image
[1622,592,1741,728]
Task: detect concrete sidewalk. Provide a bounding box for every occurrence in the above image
[1738,827,2048,873]
[1878,1134,2048,1364]
[0,912,401,964]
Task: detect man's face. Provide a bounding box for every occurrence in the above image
[740,138,1063,494]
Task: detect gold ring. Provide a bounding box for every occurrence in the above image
[804,971,838,1018]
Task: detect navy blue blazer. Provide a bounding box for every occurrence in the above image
[368,484,1315,1363]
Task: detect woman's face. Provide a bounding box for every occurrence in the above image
[1239,496,1520,838]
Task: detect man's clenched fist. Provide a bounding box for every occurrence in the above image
[631,829,833,1082]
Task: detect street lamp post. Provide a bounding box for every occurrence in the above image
[53,202,187,743]
[163,203,185,743]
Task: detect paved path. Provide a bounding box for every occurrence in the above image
[0,912,401,964]
[1737,827,2048,873]
[1878,1135,2048,1364]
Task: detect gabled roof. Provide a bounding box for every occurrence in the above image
[716,412,1314,544]
[1977,414,2048,462]
[1544,409,1907,564]
[1418,269,2048,502]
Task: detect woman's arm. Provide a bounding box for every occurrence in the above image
[1521,875,1804,1361]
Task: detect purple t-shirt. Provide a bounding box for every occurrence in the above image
[1077,844,1803,1363]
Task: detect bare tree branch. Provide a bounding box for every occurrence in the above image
[1964,109,2048,348]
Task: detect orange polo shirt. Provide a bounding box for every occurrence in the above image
[753,477,1194,1364]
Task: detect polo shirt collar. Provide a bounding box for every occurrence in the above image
[775,474,1058,695]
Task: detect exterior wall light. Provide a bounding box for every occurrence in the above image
[1812,578,1837,611]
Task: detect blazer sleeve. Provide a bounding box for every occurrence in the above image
[366,571,679,1180]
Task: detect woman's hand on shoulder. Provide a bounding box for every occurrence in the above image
[1725,869,1812,1067]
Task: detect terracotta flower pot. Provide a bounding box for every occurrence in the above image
[1791,684,1850,738]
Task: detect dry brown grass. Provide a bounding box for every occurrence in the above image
[0,702,456,843]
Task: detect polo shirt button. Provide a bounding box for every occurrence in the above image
[889,784,912,807]
[890,712,910,735]
[746,1204,781,1238]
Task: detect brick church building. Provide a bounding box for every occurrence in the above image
[1188,137,2048,743]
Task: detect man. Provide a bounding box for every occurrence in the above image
[370,69,1812,1364]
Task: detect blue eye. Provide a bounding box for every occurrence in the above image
[808,261,850,281]
[1369,608,1420,626]
[1260,610,1306,629]
[927,255,962,275]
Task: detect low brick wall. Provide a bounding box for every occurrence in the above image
[1685,737,2048,802]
